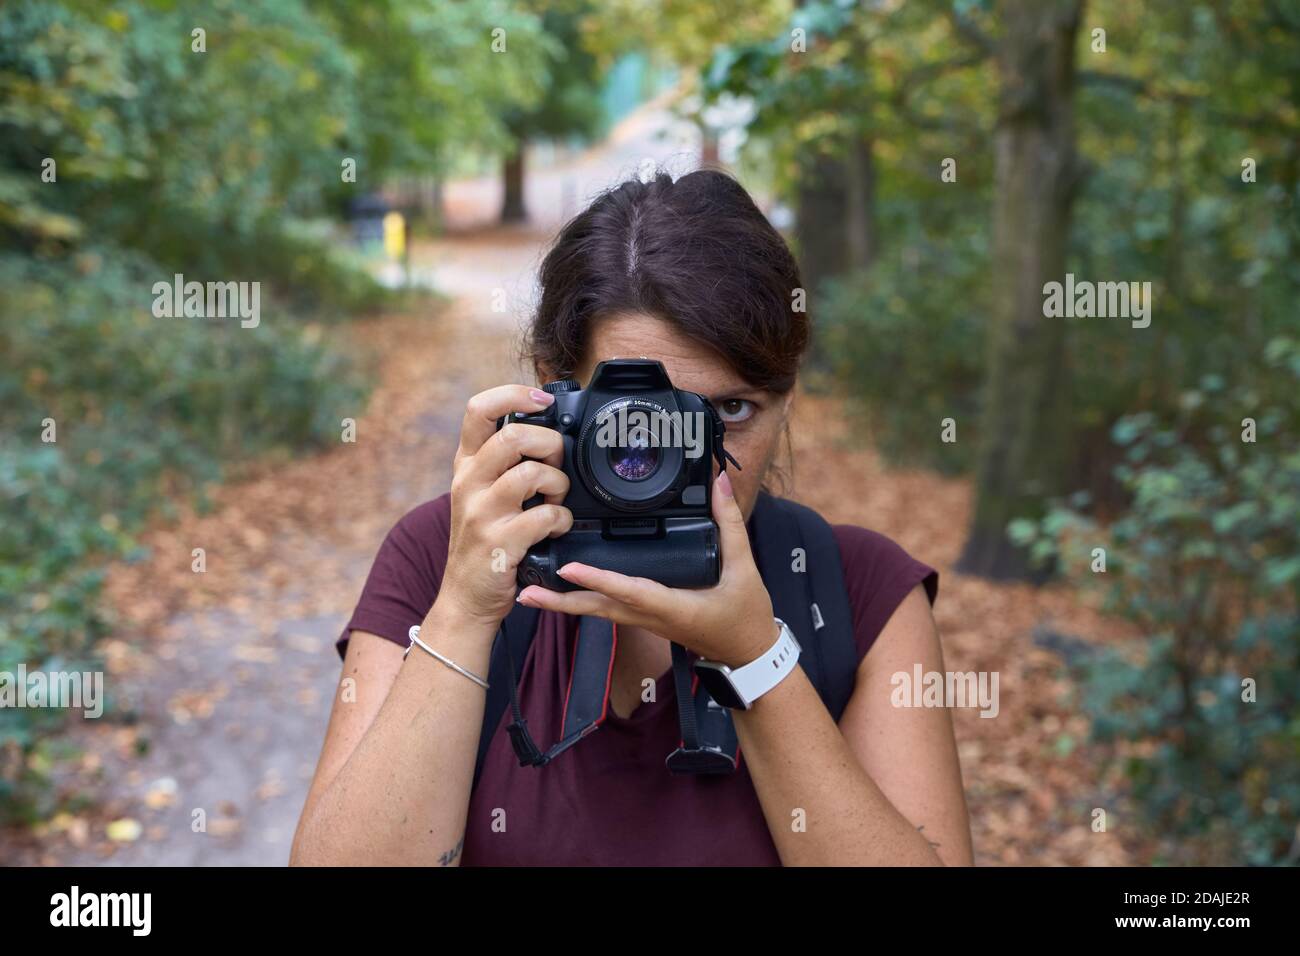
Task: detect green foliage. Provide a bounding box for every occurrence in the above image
[819,215,988,474]
[701,0,992,203]
[702,0,1300,494]
[1013,338,1300,864]
[1065,0,1300,454]
[702,1,996,472]
[585,0,789,73]
[312,0,550,175]
[0,250,369,822]
[696,0,1300,860]
[0,0,558,821]
[503,0,605,143]
[1,0,550,245]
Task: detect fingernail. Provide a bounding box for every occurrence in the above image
[557,563,578,579]
[717,471,734,498]
[516,591,534,606]
[529,388,554,405]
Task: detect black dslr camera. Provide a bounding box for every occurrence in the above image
[498,358,738,592]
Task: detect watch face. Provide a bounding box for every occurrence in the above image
[693,662,747,710]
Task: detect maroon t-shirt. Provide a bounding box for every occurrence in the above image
[337,493,937,866]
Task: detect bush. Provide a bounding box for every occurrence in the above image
[0,249,369,822]
[819,229,988,475]
[1011,337,1300,864]
[0,0,542,825]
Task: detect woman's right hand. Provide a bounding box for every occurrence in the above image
[435,384,573,630]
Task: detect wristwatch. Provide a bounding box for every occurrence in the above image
[693,618,801,710]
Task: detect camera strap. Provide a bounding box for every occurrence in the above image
[658,409,744,771]
[664,640,742,773]
[477,492,856,784]
[500,613,614,770]
[495,610,740,774]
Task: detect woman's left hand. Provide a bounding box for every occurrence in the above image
[516,470,779,667]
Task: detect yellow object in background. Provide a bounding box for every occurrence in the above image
[383,211,406,260]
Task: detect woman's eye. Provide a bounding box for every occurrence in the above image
[717,399,756,424]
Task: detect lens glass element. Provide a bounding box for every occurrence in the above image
[608,431,659,481]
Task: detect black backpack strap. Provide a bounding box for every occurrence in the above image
[748,493,857,721]
[473,602,538,791]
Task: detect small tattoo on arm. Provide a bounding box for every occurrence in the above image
[439,835,465,866]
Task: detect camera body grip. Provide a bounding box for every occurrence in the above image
[516,517,719,592]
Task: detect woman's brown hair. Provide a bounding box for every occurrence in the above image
[526,168,809,393]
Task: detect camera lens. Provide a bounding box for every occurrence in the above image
[578,397,685,512]
[608,433,659,482]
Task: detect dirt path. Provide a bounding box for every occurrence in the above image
[13,301,515,865]
[8,102,1142,867]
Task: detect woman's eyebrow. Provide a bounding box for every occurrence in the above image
[705,387,764,403]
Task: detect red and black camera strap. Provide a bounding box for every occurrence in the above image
[502,611,741,775]
[479,492,857,786]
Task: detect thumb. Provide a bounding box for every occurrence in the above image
[712,471,754,576]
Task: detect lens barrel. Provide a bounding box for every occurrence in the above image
[577,397,685,512]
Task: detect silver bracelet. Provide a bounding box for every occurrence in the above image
[403,625,489,690]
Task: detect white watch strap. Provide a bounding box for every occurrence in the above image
[728,618,801,707]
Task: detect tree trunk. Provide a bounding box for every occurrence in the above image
[418,175,444,233]
[501,144,527,223]
[791,0,876,323]
[844,27,876,272]
[794,149,851,295]
[794,149,851,374]
[431,178,444,234]
[795,134,877,370]
[845,133,877,271]
[957,0,1084,581]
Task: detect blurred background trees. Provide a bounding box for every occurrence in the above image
[2,0,1296,863]
[497,0,604,222]
[0,0,549,818]
[695,0,1298,864]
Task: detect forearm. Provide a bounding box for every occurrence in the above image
[291,601,497,866]
[734,667,944,866]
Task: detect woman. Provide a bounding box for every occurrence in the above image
[291,169,973,866]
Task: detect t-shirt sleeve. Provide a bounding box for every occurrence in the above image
[831,525,939,664]
[335,493,453,659]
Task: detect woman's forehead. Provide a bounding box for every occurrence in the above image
[579,313,751,395]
